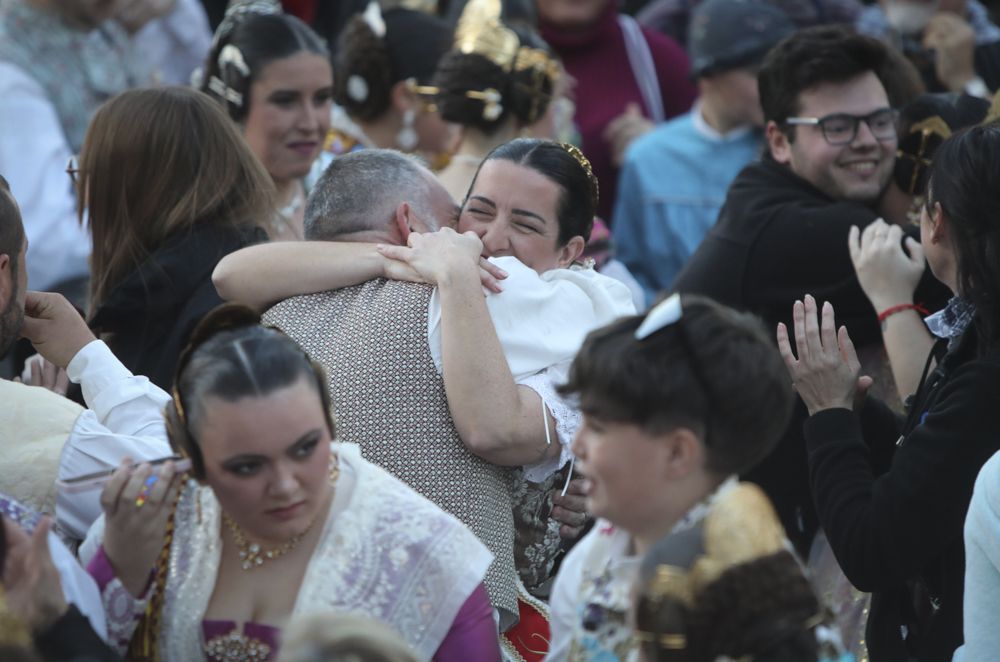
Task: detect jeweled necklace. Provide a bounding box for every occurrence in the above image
[224,456,340,571]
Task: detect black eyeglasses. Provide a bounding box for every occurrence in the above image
[66,156,80,184]
[785,108,899,146]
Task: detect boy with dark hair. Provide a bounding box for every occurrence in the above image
[545,294,794,660]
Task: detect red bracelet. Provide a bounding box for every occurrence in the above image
[877,302,929,323]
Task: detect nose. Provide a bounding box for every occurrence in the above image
[268,462,300,499]
[480,223,511,256]
[297,101,321,134]
[570,429,587,461]
[850,117,879,148]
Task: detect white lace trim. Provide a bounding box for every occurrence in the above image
[519,369,580,482]
[101,576,148,654]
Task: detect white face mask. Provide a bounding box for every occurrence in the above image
[884,0,941,35]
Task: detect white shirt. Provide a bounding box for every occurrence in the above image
[0,62,91,291]
[57,340,172,541]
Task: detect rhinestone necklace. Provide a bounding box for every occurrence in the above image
[223,456,340,571]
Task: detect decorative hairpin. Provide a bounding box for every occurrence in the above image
[212,0,280,48]
[466,88,504,121]
[406,79,441,113]
[171,387,187,428]
[559,142,599,209]
[361,0,386,38]
[897,115,951,195]
[635,293,682,340]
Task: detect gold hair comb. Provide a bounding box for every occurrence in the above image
[560,142,599,208]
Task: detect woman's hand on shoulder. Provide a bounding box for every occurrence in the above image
[100,459,184,597]
[848,219,925,312]
[377,228,507,293]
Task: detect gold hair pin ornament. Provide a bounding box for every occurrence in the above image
[466,88,503,121]
[559,142,599,207]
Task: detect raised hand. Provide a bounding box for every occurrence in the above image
[776,295,869,416]
[848,219,925,312]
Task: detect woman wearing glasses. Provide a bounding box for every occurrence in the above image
[777,124,1000,661]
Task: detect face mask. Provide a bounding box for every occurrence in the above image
[884,0,941,35]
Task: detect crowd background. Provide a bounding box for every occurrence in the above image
[5,0,1000,661]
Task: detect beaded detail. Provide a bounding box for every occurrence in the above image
[204,629,272,661]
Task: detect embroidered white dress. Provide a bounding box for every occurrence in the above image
[91,442,492,661]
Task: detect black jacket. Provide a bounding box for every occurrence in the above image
[805,327,1000,661]
[673,157,949,553]
[90,223,265,390]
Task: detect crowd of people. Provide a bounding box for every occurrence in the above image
[4,0,1000,661]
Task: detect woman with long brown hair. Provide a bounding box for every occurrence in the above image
[78,86,274,389]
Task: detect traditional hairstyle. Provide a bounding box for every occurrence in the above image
[165,304,335,481]
[472,138,596,244]
[201,11,329,122]
[634,484,829,662]
[333,7,452,121]
[926,123,1000,352]
[758,25,891,130]
[559,295,794,476]
[431,26,558,134]
[304,149,437,241]
[80,88,275,313]
[0,176,23,286]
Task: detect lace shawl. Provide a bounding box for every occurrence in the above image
[99,443,493,660]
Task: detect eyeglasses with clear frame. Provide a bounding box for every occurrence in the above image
[785,108,899,146]
[66,156,80,185]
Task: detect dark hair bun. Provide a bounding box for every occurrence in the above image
[334,15,394,120]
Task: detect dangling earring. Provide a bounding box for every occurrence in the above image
[396,109,418,151]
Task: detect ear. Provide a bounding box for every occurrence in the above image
[390,79,416,115]
[930,201,948,245]
[0,253,11,309]
[661,427,706,480]
[556,235,586,268]
[393,203,412,244]
[765,120,792,164]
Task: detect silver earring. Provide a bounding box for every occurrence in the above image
[396,109,418,151]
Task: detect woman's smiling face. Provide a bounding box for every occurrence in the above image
[457,159,575,273]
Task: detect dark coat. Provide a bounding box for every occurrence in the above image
[90,223,265,390]
[672,157,949,554]
[806,328,1000,661]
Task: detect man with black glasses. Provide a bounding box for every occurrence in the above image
[673,25,947,556]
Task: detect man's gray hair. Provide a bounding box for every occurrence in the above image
[304,150,434,241]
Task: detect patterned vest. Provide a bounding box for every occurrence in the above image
[264,280,520,622]
[0,2,147,153]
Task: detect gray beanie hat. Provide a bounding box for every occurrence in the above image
[688,0,795,78]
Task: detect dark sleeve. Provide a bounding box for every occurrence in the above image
[743,199,884,346]
[642,27,697,118]
[857,396,902,476]
[974,41,1000,93]
[804,363,1000,592]
[34,605,122,662]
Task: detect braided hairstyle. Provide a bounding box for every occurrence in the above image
[333,8,452,122]
[165,304,335,481]
[201,12,329,122]
[432,27,557,134]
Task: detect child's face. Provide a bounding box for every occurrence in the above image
[572,414,675,532]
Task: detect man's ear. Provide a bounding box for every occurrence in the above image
[556,235,586,268]
[661,427,706,480]
[393,203,412,244]
[765,120,792,164]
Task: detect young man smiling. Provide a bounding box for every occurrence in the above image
[673,25,948,555]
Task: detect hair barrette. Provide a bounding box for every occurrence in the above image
[635,293,682,340]
[465,88,504,121]
[559,142,599,208]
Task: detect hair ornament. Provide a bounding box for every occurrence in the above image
[466,88,504,121]
[383,0,438,11]
[406,78,442,113]
[219,43,250,77]
[346,74,370,103]
[455,0,520,71]
[636,293,682,340]
[212,0,281,48]
[362,0,387,38]
[897,115,951,195]
[559,142,599,210]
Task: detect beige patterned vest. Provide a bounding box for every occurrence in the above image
[264,280,519,622]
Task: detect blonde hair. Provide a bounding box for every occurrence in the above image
[79,87,276,312]
[277,613,420,662]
